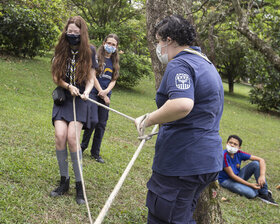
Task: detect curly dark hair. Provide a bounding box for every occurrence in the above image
[154,15,196,46]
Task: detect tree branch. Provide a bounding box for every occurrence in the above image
[231,0,280,72]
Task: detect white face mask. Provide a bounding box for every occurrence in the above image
[156,43,169,64]
[226,144,239,154]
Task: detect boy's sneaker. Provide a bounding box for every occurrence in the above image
[257,192,278,206]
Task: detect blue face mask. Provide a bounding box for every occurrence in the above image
[66,34,80,45]
[104,44,116,54]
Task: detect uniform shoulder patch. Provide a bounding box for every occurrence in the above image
[175,73,191,90]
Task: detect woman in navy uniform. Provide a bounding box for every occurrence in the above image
[50,16,97,204]
[81,34,120,163]
[135,15,224,223]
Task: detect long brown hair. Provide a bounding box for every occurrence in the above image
[52,16,92,85]
[96,34,120,81]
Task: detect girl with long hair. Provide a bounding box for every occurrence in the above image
[81,34,120,163]
[50,16,97,204]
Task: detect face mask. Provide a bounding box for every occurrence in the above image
[66,34,80,45]
[156,43,169,64]
[226,144,239,154]
[104,44,116,54]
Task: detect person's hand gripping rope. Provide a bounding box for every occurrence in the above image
[135,113,151,140]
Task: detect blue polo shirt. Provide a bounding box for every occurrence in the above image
[92,57,113,97]
[218,150,251,183]
[152,47,224,176]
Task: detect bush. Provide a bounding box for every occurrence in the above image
[118,52,153,88]
[0,4,59,58]
[89,19,153,88]
[245,50,280,112]
[249,71,280,112]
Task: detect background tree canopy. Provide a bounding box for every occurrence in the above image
[0,0,279,112]
[191,0,280,112]
[0,0,71,57]
[65,0,153,87]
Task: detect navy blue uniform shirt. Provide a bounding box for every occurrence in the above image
[153,47,224,176]
[92,57,113,97]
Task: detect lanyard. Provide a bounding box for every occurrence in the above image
[183,48,212,64]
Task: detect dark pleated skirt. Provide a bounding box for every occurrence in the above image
[52,90,92,129]
[85,92,99,129]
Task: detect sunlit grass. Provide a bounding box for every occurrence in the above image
[0,55,279,223]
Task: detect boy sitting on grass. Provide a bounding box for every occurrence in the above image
[218,135,278,206]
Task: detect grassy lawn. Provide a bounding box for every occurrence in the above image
[0,55,279,224]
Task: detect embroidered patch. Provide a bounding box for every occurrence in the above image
[175,73,191,90]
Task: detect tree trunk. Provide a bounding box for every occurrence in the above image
[146,0,186,89]
[193,182,224,224]
[228,73,234,93]
[231,0,280,72]
[146,1,224,223]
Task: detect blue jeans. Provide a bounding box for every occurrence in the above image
[220,161,268,198]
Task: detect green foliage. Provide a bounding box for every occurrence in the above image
[0,0,70,58]
[244,50,280,112]
[69,0,151,87]
[90,18,152,87]
[193,0,249,92]
[192,0,280,110]
[118,52,152,87]
[215,36,249,92]
[248,0,280,50]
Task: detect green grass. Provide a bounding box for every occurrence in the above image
[0,55,279,224]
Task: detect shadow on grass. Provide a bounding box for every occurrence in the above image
[1,51,53,62]
[224,91,250,101]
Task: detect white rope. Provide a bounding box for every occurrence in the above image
[72,94,158,223]
[79,93,135,122]
[73,96,93,224]
[94,124,158,224]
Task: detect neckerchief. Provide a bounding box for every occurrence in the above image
[69,49,79,85]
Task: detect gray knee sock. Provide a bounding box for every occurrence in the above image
[70,150,83,182]
[56,149,69,178]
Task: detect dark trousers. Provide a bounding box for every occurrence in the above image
[146,171,218,224]
[81,96,109,156]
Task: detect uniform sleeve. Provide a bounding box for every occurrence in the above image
[223,151,230,168]
[90,45,98,69]
[165,63,194,100]
[239,150,251,161]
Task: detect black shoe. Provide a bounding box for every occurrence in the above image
[76,181,85,205]
[91,155,105,163]
[81,145,86,153]
[50,176,70,197]
[257,192,278,206]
